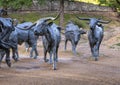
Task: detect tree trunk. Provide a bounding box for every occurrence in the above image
[59,0,64,29]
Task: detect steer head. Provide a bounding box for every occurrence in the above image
[0,17,15,40]
[76,16,111,30]
[34,20,50,36]
[0,17,15,31]
[34,13,60,36]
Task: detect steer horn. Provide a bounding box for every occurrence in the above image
[40,11,61,22]
[98,19,111,24]
[35,11,61,26]
[44,11,61,22]
[17,23,37,30]
[26,23,37,29]
[75,15,90,21]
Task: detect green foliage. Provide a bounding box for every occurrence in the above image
[9,12,119,30]
[115,43,120,46]
[64,13,88,28]
[75,0,99,4]
[9,12,90,29]
[10,12,41,23]
[0,0,32,10]
[98,0,120,12]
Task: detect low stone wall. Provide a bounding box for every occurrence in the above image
[11,1,117,17]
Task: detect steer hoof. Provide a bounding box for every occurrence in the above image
[34,56,37,59]
[95,57,98,61]
[44,59,49,62]
[6,60,11,67]
[53,67,57,70]
[30,55,33,58]
[49,61,52,64]
[12,56,18,62]
[56,59,58,62]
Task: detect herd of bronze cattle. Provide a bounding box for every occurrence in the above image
[0,12,110,70]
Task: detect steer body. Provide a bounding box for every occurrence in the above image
[34,17,61,70]
[88,22,103,61]
[9,22,38,60]
[65,21,86,55]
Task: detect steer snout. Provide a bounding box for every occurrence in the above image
[90,25,95,30]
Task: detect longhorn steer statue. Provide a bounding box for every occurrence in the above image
[0,17,15,67]
[65,21,86,55]
[34,16,61,70]
[76,16,110,61]
[9,22,39,60]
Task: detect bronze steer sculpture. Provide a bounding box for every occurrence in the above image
[0,17,15,67]
[34,16,61,70]
[64,21,86,55]
[76,16,110,61]
[9,22,39,60]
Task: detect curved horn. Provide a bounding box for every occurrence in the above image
[98,19,111,24]
[44,11,61,22]
[17,23,37,30]
[75,15,90,21]
[26,23,37,29]
[65,31,74,34]
[35,11,61,25]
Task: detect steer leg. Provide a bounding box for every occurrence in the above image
[64,39,68,51]
[12,48,19,62]
[34,46,38,59]
[5,49,11,67]
[53,50,57,70]
[56,46,59,62]
[89,40,95,59]
[49,51,52,64]
[0,55,4,68]
[30,45,35,58]
[71,41,77,55]
[30,49,33,58]
[44,48,49,62]
[94,42,101,61]
[16,49,19,61]
[25,42,29,52]
[0,51,5,68]
[30,44,38,59]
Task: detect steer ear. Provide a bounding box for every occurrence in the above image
[48,22,53,26]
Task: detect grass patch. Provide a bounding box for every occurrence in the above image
[9,12,119,29]
[115,43,120,46]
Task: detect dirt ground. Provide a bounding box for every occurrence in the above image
[0,26,120,85]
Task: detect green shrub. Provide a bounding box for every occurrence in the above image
[115,43,120,46]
